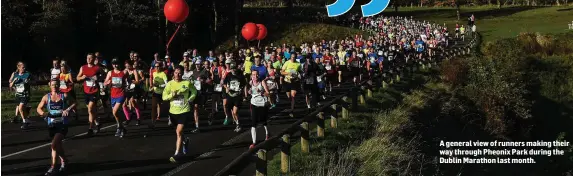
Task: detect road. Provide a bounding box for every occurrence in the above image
[1,81,358,176]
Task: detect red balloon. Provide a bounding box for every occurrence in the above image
[256,24,267,40]
[164,0,189,24]
[241,22,259,41]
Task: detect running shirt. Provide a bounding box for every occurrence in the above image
[224,73,245,98]
[50,68,61,80]
[349,57,360,68]
[244,60,253,75]
[266,69,278,92]
[81,65,100,94]
[182,70,193,81]
[322,55,336,75]
[59,73,72,93]
[125,69,138,93]
[415,40,425,52]
[46,93,68,125]
[110,70,125,98]
[250,82,267,107]
[152,71,168,94]
[162,80,197,114]
[211,66,225,92]
[282,60,301,83]
[251,64,268,81]
[12,71,31,97]
[191,69,210,93]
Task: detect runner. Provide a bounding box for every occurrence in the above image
[322,48,337,96]
[104,58,128,137]
[210,59,225,121]
[221,59,234,125]
[123,60,142,126]
[243,49,254,102]
[223,62,246,132]
[37,79,76,176]
[337,47,347,87]
[50,58,61,81]
[9,62,32,129]
[150,60,169,128]
[162,66,197,163]
[58,62,79,121]
[191,60,211,132]
[95,52,111,120]
[248,69,271,149]
[302,55,320,109]
[264,60,278,109]
[347,51,361,85]
[281,52,302,117]
[76,53,102,135]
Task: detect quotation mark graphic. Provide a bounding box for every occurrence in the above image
[326,0,391,17]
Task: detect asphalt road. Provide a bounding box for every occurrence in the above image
[1,81,358,176]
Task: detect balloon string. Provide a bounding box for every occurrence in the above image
[166,24,183,51]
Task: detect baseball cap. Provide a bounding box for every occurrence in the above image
[194,60,201,65]
[183,52,189,57]
[165,55,170,59]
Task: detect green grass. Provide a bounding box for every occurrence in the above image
[382,6,573,43]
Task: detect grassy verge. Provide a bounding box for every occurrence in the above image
[265,67,438,175]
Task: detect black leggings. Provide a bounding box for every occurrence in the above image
[250,105,268,128]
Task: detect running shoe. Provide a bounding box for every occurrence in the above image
[123,120,131,126]
[234,125,242,132]
[95,122,102,134]
[223,119,230,125]
[44,167,55,176]
[136,119,141,126]
[208,117,213,126]
[87,129,94,136]
[271,104,276,109]
[169,155,181,163]
[182,137,189,155]
[190,128,200,133]
[20,123,29,130]
[249,144,255,149]
[59,160,67,172]
[307,104,311,109]
[289,113,294,118]
[115,128,121,137]
[120,128,127,138]
[168,118,173,126]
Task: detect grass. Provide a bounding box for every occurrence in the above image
[378,6,573,43]
[265,67,438,175]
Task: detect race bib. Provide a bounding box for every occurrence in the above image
[173,95,185,106]
[86,79,95,87]
[358,54,364,58]
[49,117,64,124]
[194,80,202,91]
[214,84,222,92]
[305,77,314,84]
[316,76,322,82]
[229,80,240,91]
[59,82,68,89]
[15,84,25,93]
[112,77,122,88]
[325,65,332,70]
[251,96,266,107]
[99,82,106,95]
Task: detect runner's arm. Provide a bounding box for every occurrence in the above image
[64,93,77,113]
[162,82,174,101]
[76,68,85,81]
[134,70,141,84]
[9,72,15,89]
[104,71,112,86]
[36,95,48,117]
[187,84,197,102]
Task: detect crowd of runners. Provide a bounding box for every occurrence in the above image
[6,15,466,175]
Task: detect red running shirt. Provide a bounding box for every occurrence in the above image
[110,70,125,98]
[81,65,100,94]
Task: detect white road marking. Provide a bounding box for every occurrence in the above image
[1,124,117,159]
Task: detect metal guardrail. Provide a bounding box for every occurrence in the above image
[215,36,477,176]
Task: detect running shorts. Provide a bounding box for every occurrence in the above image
[303,84,318,95]
[152,93,162,100]
[250,105,268,127]
[111,97,125,106]
[193,93,208,105]
[282,81,300,92]
[84,93,99,104]
[169,112,191,125]
[49,123,68,138]
[226,96,243,108]
[16,96,30,105]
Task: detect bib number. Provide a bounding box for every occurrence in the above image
[86,79,95,87]
[316,76,323,82]
[112,77,122,88]
[59,82,68,89]
[15,84,25,93]
[194,80,202,91]
[49,117,64,124]
[173,95,185,107]
[215,84,222,92]
[325,65,332,70]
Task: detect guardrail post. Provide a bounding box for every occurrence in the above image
[367,88,372,98]
[317,112,325,138]
[330,104,338,128]
[351,87,358,110]
[256,149,267,176]
[395,74,401,82]
[301,122,310,153]
[342,97,349,119]
[359,87,366,105]
[281,134,290,174]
